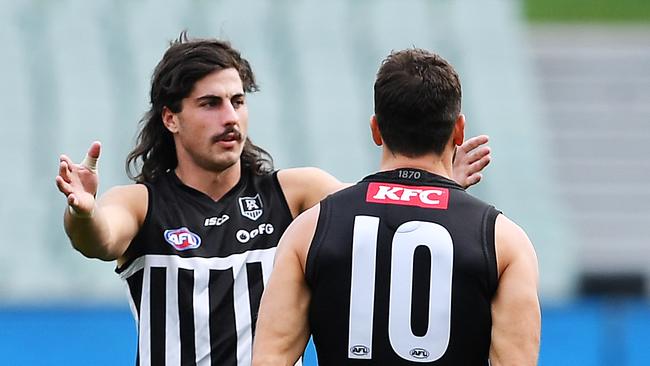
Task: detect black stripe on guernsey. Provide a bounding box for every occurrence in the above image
[126,270,143,366]
[178,268,197,366]
[150,267,167,366]
[247,262,264,335]
[209,269,237,366]
[411,245,432,337]
[127,269,144,319]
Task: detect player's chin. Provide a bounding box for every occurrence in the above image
[209,152,241,171]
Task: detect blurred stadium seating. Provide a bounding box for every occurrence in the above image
[0,0,648,364]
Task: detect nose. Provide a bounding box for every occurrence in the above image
[221,100,239,126]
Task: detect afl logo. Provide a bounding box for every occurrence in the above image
[350,345,370,357]
[164,227,201,251]
[409,348,430,359]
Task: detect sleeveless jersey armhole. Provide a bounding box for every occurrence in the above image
[271,170,295,220]
[115,181,154,274]
[482,206,500,296]
[305,199,331,288]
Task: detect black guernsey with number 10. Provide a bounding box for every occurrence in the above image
[305,168,500,365]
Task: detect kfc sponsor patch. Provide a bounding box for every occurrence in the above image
[366,182,449,209]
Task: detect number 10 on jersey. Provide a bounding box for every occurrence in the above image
[348,216,454,362]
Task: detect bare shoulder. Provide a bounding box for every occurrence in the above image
[277,167,342,189]
[98,183,148,223]
[494,214,538,277]
[277,167,346,217]
[99,183,147,204]
[277,203,321,268]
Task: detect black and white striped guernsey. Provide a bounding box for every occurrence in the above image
[116,169,294,366]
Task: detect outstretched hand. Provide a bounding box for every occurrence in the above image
[453,135,491,188]
[56,141,101,217]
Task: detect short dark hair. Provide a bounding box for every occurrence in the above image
[373,48,461,156]
[126,31,273,182]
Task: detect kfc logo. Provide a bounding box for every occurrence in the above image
[366,182,449,209]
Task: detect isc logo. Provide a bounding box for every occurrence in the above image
[350,345,370,357]
[163,227,202,251]
[410,348,430,359]
[204,214,229,227]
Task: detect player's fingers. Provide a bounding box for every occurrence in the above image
[58,160,72,183]
[81,154,98,174]
[81,142,101,174]
[469,155,491,174]
[59,154,74,168]
[466,146,491,164]
[460,135,489,154]
[465,173,483,187]
[55,175,72,195]
[88,141,101,159]
[67,194,78,207]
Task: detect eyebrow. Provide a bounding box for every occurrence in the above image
[195,95,221,104]
[195,93,245,102]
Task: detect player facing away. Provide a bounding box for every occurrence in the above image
[252,48,540,366]
[55,33,491,366]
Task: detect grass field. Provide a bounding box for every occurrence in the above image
[525,0,650,22]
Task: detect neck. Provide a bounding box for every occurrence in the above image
[379,147,454,179]
[175,161,242,201]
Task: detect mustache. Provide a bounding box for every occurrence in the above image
[212,126,243,142]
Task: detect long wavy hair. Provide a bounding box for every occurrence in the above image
[126,32,274,183]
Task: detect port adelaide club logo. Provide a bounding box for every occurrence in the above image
[238,194,263,221]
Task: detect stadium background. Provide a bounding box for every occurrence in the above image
[1,0,649,364]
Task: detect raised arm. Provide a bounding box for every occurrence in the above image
[252,205,319,366]
[55,141,146,262]
[490,214,541,365]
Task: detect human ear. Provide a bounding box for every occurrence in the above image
[162,106,179,133]
[370,115,383,146]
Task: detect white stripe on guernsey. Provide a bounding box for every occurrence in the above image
[233,262,253,366]
[261,257,273,287]
[120,249,277,274]
[194,266,211,366]
[348,216,379,360]
[166,265,181,366]
[139,263,152,366]
[119,255,147,279]
[119,248,278,366]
